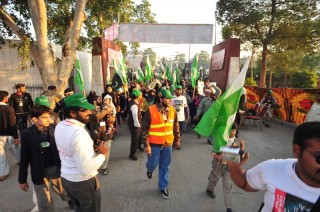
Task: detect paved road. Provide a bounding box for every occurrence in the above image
[0,120,295,212]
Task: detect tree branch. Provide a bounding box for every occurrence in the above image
[0,8,27,39]
[58,0,87,87]
[27,0,48,47]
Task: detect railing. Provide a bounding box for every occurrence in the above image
[13,84,44,100]
[245,86,320,125]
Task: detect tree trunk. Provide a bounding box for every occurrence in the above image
[0,0,87,95]
[259,42,268,88]
[250,49,255,79]
[30,0,87,94]
[269,71,272,88]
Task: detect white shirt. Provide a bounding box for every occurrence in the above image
[130,103,141,127]
[305,102,320,122]
[54,119,105,182]
[246,159,320,212]
[172,95,187,121]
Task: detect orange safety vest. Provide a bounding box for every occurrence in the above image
[148,105,175,145]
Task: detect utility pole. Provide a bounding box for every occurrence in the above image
[214,11,217,45]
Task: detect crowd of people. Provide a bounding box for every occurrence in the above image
[0,79,319,212]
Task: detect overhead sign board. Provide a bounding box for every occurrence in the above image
[104,24,119,41]
[119,23,213,44]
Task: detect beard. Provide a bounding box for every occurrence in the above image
[75,114,90,124]
[162,101,170,107]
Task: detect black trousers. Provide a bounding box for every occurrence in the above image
[129,126,141,156]
[61,176,101,212]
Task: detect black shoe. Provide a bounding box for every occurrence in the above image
[68,200,75,210]
[226,208,233,212]
[138,147,145,151]
[174,146,181,150]
[101,168,109,175]
[147,171,152,179]
[129,155,137,161]
[264,123,270,128]
[197,134,201,139]
[160,188,170,199]
[206,189,216,198]
[207,139,212,145]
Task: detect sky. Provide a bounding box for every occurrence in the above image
[131,0,222,60]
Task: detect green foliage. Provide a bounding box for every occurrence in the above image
[216,0,320,87]
[300,53,320,72]
[174,53,186,69]
[0,0,156,52]
[198,50,210,70]
[142,48,157,67]
[289,71,318,88]
[244,77,257,86]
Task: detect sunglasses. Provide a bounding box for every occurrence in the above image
[304,149,320,164]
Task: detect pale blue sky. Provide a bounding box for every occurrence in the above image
[132,0,222,60]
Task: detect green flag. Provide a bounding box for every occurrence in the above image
[165,63,173,83]
[175,65,181,84]
[145,56,153,82]
[191,55,200,88]
[74,58,85,95]
[119,58,128,84]
[112,73,123,90]
[113,59,127,84]
[194,59,249,152]
[136,68,145,83]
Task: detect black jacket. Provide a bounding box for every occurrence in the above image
[18,124,61,185]
[0,104,18,138]
[9,92,34,114]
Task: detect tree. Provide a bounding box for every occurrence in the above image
[0,0,156,92]
[198,50,210,70]
[174,53,186,69]
[290,70,318,88]
[301,53,320,72]
[86,0,156,54]
[0,0,87,92]
[268,50,303,87]
[142,48,157,67]
[217,0,320,88]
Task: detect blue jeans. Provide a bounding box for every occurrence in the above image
[179,121,186,132]
[146,145,172,190]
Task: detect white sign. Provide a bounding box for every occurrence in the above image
[119,23,213,44]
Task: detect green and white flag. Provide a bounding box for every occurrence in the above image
[175,65,181,85]
[145,56,153,82]
[113,59,127,84]
[136,67,145,83]
[74,56,85,95]
[194,59,249,152]
[165,63,173,83]
[191,54,200,88]
[106,62,111,84]
[119,58,128,84]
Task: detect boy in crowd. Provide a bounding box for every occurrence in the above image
[206,123,238,212]
[19,105,72,211]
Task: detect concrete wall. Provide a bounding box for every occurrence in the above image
[0,42,94,99]
[0,43,43,97]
